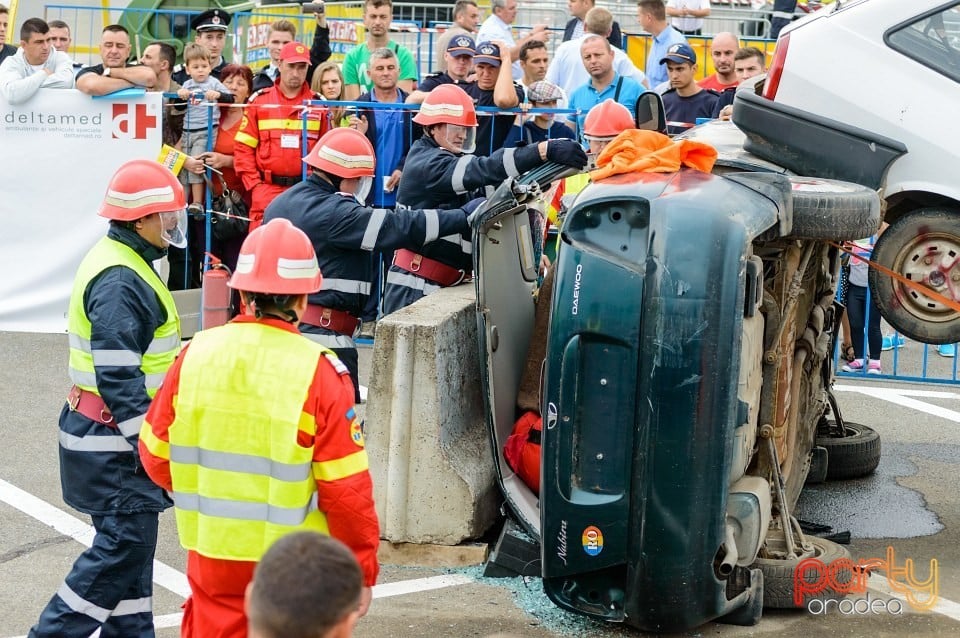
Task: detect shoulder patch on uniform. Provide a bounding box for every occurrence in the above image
[323,352,350,376]
[346,407,365,447]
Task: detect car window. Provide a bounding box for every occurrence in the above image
[886,3,960,83]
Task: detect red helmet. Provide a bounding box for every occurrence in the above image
[413,84,478,127]
[303,127,376,178]
[228,219,323,295]
[583,99,634,139]
[98,160,186,221]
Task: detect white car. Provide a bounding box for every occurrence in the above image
[732,0,960,344]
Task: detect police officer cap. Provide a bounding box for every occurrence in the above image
[192,9,231,32]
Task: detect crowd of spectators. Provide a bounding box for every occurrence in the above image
[0,0,772,300]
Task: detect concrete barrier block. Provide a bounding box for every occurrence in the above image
[366,285,500,545]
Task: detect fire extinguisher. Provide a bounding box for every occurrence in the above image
[202,253,232,330]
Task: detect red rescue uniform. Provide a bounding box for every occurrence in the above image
[233,83,327,230]
[141,315,378,637]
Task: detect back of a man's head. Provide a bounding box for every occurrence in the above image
[638,0,666,23]
[247,532,363,638]
[584,7,613,38]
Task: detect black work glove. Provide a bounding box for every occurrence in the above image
[545,139,588,170]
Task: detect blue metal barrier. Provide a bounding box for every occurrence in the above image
[833,240,959,385]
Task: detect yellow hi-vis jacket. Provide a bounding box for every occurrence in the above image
[67,236,180,397]
[167,321,332,561]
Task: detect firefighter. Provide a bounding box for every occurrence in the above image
[234,41,328,231]
[140,218,380,638]
[769,0,798,40]
[29,160,186,638]
[381,83,588,315]
[546,98,637,223]
[263,127,483,400]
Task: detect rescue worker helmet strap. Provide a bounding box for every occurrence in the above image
[228,219,323,295]
[98,160,187,221]
[303,128,376,179]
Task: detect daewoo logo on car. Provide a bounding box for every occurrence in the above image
[571,264,583,315]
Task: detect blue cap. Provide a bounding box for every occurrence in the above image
[447,35,476,57]
[659,42,697,65]
[192,9,231,32]
[474,42,501,68]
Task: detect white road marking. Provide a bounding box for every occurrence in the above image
[1,478,475,637]
[0,478,189,597]
[834,384,960,423]
[147,574,475,631]
[869,576,960,622]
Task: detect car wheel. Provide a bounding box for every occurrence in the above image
[753,536,852,609]
[786,177,880,240]
[868,208,960,345]
[816,422,881,480]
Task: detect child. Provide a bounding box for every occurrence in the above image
[507,80,576,147]
[177,42,234,216]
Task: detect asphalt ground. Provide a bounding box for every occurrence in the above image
[2,330,960,637]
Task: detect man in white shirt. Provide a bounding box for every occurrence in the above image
[666,0,711,36]
[477,0,549,81]
[546,7,646,99]
[0,17,74,105]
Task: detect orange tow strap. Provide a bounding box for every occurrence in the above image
[830,241,960,313]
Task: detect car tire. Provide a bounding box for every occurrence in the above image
[753,536,852,609]
[816,422,881,480]
[868,208,960,345]
[787,177,881,240]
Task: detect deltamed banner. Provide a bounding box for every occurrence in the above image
[0,89,163,333]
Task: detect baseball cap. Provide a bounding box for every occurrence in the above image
[474,42,501,68]
[659,42,697,65]
[447,35,476,57]
[526,80,563,103]
[280,42,311,65]
[191,8,231,32]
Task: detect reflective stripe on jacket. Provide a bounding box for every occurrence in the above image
[67,236,180,397]
[166,321,336,561]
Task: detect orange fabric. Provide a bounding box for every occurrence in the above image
[588,129,718,182]
[181,551,256,638]
[503,411,542,494]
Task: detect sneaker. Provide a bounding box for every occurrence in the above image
[842,359,865,373]
[187,203,204,220]
[867,360,882,375]
[938,343,956,358]
[881,333,906,351]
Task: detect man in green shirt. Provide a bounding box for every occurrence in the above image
[343,0,418,100]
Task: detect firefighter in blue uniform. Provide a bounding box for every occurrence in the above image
[29,160,187,637]
[172,9,232,85]
[381,83,588,315]
[769,0,798,40]
[263,127,484,400]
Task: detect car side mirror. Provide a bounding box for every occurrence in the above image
[635,91,667,134]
